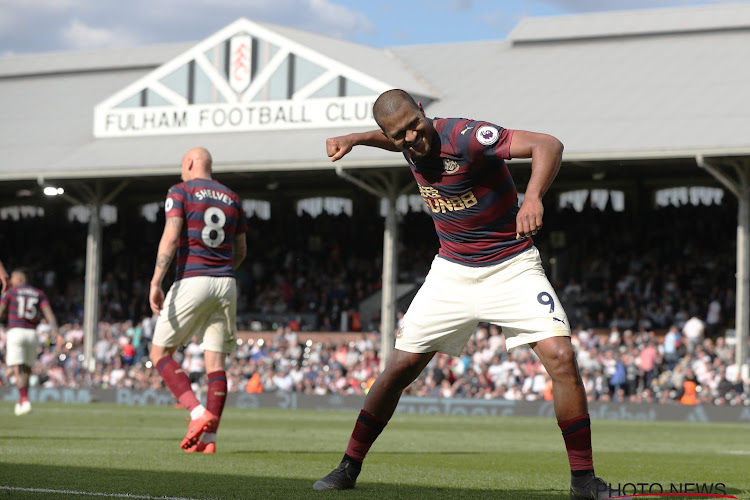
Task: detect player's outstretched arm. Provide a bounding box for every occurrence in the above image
[149,216,183,314]
[326,130,400,162]
[509,130,564,239]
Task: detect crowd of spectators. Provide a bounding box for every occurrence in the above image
[0,196,747,407]
[0,196,738,337]
[0,315,747,407]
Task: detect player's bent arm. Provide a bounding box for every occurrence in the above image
[326,130,399,161]
[41,303,59,333]
[510,130,563,239]
[509,130,563,201]
[0,301,6,319]
[233,232,247,270]
[150,216,183,287]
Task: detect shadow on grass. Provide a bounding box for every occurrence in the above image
[0,462,567,500]
[0,435,175,443]
[231,450,483,455]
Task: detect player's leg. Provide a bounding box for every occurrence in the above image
[532,337,587,420]
[150,344,196,409]
[154,338,216,450]
[532,336,590,464]
[150,279,215,448]
[483,248,628,499]
[185,277,236,453]
[150,343,210,421]
[533,334,628,499]
[186,349,227,454]
[13,364,32,415]
[313,349,436,490]
[15,364,31,397]
[361,349,436,422]
[12,329,36,415]
[313,255,474,490]
[7,328,30,415]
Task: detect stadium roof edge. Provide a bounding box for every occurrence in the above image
[0,43,191,79]
[508,3,750,43]
[2,3,750,187]
[2,147,747,183]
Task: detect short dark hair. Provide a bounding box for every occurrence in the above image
[373,89,419,130]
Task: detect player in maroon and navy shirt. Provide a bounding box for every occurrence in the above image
[314,90,625,500]
[148,147,248,453]
[0,269,58,415]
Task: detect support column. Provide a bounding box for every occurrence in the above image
[380,190,398,370]
[335,165,411,371]
[696,156,750,381]
[83,202,102,372]
[735,176,749,380]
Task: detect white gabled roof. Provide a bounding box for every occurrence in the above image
[96,18,400,113]
[256,20,436,100]
[89,17,437,140]
[0,3,749,182]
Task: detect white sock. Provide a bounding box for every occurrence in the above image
[201,432,216,444]
[189,405,206,420]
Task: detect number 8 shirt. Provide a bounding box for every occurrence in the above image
[165,179,247,281]
[154,178,248,354]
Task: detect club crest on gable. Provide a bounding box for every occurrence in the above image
[229,34,252,93]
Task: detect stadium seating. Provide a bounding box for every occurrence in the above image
[0,201,746,405]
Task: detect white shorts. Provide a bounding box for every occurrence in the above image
[397,247,570,356]
[153,276,238,354]
[6,327,39,366]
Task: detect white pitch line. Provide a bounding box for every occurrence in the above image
[0,486,222,500]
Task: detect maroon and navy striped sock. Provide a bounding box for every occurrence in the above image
[558,413,594,476]
[206,370,227,432]
[344,409,388,463]
[156,356,200,412]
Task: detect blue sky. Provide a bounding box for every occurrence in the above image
[0,0,747,56]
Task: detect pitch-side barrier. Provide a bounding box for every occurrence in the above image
[1,387,749,423]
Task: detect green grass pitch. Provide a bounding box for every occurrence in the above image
[0,402,747,500]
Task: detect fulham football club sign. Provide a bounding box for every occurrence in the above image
[93,18,389,138]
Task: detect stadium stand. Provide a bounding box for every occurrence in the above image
[0,199,746,406]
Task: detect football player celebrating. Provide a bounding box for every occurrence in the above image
[314,89,627,500]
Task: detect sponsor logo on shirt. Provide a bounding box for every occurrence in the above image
[418,184,478,213]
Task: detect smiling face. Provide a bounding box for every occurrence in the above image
[378,100,435,158]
